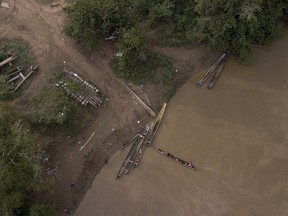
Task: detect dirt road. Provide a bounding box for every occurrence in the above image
[74,32,288,216]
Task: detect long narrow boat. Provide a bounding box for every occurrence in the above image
[123,137,144,174]
[207,50,230,89]
[133,125,152,168]
[116,103,168,179]
[116,136,141,179]
[119,126,147,150]
[156,148,195,170]
[196,52,227,87]
[133,136,149,168]
[147,103,167,146]
[207,58,227,89]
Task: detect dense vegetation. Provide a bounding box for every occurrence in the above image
[112,27,170,82]
[27,86,72,126]
[0,104,55,216]
[0,41,72,215]
[65,0,288,66]
[64,0,130,50]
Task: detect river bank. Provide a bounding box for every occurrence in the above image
[0,1,220,213]
[74,32,288,216]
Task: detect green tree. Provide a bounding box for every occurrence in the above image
[148,1,174,25]
[113,27,156,81]
[28,86,72,126]
[116,27,148,54]
[193,0,288,63]
[133,0,197,45]
[64,0,130,49]
[0,104,56,215]
[0,105,34,215]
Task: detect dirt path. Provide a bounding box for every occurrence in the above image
[0,0,214,214]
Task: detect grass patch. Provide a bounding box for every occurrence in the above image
[0,39,33,73]
[164,85,176,102]
[26,85,72,126]
[0,39,33,101]
[0,76,15,101]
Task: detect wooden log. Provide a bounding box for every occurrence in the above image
[14,65,38,91]
[3,67,23,77]
[207,58,227,89]
[8,74,21,83]
[79,131,96,151]
[196,53,226,87]
[122,83,156,117]
[0,55,17,68]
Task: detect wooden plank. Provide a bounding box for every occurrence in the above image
[79,131,96,151]
[0,55,17,68]
[14,65,38,91]
[8,74,20,83]
[122,83,156,117]
[196,53,226,87]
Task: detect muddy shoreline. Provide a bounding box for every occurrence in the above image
[74,31,288,216]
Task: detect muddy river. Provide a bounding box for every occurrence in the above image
[74,33,288,216]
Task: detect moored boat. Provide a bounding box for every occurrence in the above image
[156,148,195,170]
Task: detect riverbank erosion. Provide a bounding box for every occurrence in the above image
[74,32,288,216]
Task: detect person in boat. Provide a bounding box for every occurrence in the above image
[187,162,195,169]
[177,158,186,165]
[166,152,172,157]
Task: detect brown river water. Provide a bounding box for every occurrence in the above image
[74,33,288,216]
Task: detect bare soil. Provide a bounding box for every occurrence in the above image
[0,0,216,214]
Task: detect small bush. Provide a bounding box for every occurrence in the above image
[164,85,176,102]
[28,86,72,126]
[0,50,9,61]
[1,39,32,69]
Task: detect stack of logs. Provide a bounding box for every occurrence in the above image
[56,68,105,109]
[0,55,38,91]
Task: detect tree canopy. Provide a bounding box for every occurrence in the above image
[192,0,288,63]
[64,0,288,63]
[113,27,154,81]
[27,86,72,126]
[0,104,55,215]
[64,0,130,49]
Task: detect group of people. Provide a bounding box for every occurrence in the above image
[157,148,195,170]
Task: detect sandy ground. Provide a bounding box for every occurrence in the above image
[74,33,288,215]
